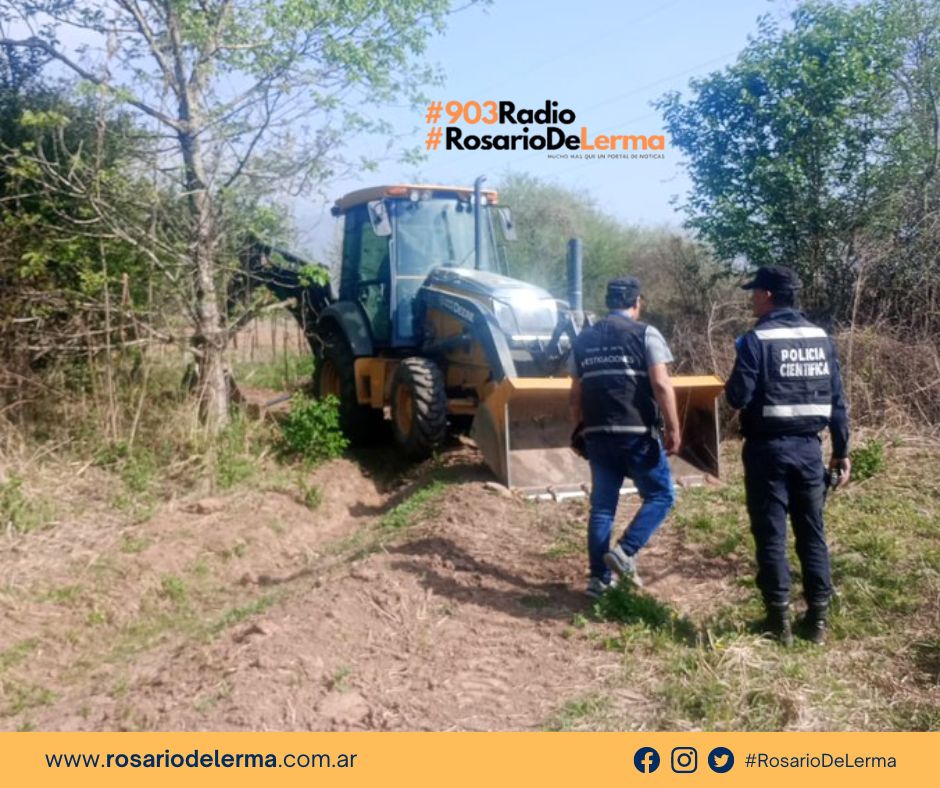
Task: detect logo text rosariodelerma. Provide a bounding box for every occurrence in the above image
[423,100,666,158]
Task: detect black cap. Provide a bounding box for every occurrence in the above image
[741,265,802,292]
[606,276,641,309]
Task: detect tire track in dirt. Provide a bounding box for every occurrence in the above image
[3,445,741,730]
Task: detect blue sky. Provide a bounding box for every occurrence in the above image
[300,0,792,255]
[7,0,790,255]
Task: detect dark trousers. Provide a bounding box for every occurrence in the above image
[742,435,832,609]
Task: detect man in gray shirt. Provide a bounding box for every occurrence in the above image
[569,277,681,597]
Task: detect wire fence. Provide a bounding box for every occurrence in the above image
[226,311,309,365]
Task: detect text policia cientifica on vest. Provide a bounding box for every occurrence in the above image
[741,310,834,438]
[573,315,661,435]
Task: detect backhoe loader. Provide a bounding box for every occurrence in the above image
[233,179,723,498]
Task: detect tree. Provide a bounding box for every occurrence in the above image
[497,172,658,312]
[867,0,940,334]
[1,0,475,432]
[657,1,907,320]
[0,48,174,437]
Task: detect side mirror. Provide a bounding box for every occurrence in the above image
[497,207,516,241]
[368,200,392,237]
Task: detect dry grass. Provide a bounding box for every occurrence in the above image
[839,327,940,432]
[570,433,940,731]
[1,341,937,731]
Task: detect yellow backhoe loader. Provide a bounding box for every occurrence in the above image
[234,178,723,498]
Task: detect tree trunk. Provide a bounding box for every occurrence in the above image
[179,127,229,435]
[163,4,229,436]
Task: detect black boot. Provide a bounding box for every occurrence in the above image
[763,604,793,647]
[801,605,828,646]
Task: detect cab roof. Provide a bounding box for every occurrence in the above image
[332,184,499,215]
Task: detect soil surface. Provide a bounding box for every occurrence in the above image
[0,443,742,731]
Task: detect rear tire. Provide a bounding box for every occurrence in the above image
[314,329,385,446]
[390,357,448,461]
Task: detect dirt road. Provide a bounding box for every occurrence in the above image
[0,444,740,731]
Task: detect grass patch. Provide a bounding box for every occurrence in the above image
[299,481,322,510]
[648,638,814,729]
[42,585,83,605]
[209,594,279,635]
[850,438,886,482]
[159,575,187,605]
[86,610,109,626]
[0,475,53,533]
[121,534,153,554]
[593,585,699,647]
[543,540,580,559]
[671,487,750,559]
[0,639,39,673]
[1,680,57,717]
[215,417,263,490]
[233,353,313,391]
[194,680,233,713]
[216,540,250,561]
[379,481,448,530]
[559,438,940,731]
[109,588,280,664]
[545,694,612,731]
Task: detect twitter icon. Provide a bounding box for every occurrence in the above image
[708,747,735,773]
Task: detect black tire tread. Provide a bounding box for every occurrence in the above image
[391,357,448,460]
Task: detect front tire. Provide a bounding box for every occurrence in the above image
[390,357,448,461]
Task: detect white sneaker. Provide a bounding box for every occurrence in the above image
[604,544,643,587]
[585,576,617,599]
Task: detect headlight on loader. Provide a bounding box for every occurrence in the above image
[493,294,558,342]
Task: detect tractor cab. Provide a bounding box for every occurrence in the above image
[332,185,514,349]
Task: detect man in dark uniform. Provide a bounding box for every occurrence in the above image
[569,277,682,598]
[725,266,851,645]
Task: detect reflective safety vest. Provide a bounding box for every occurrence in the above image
[572,315,660,435]
[741,311,834,438]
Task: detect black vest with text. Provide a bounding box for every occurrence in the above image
[742,309,834,439]
[573,314,659,435]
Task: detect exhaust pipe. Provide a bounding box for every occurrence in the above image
[567,238,583,327]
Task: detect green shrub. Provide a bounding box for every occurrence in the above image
[0,475,48,533]
[278,394,348,463]
[94,442,159,494]
[159,574,187,604]
[851,439,886,482]
[593,585,673,628]
[216,417,258,489]
[300,482,323,510]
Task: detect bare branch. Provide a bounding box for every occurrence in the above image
[0,36,182,130]
[113,0,178,97]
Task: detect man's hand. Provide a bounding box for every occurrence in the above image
[664,427,682,457]
[649,363,681,455]
[829,456,851,487]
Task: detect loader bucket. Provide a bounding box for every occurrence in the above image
[471,375,725,499]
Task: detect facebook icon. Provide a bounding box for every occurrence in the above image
[634,747,661,774]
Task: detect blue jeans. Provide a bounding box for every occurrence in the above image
[586,433,676,582]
